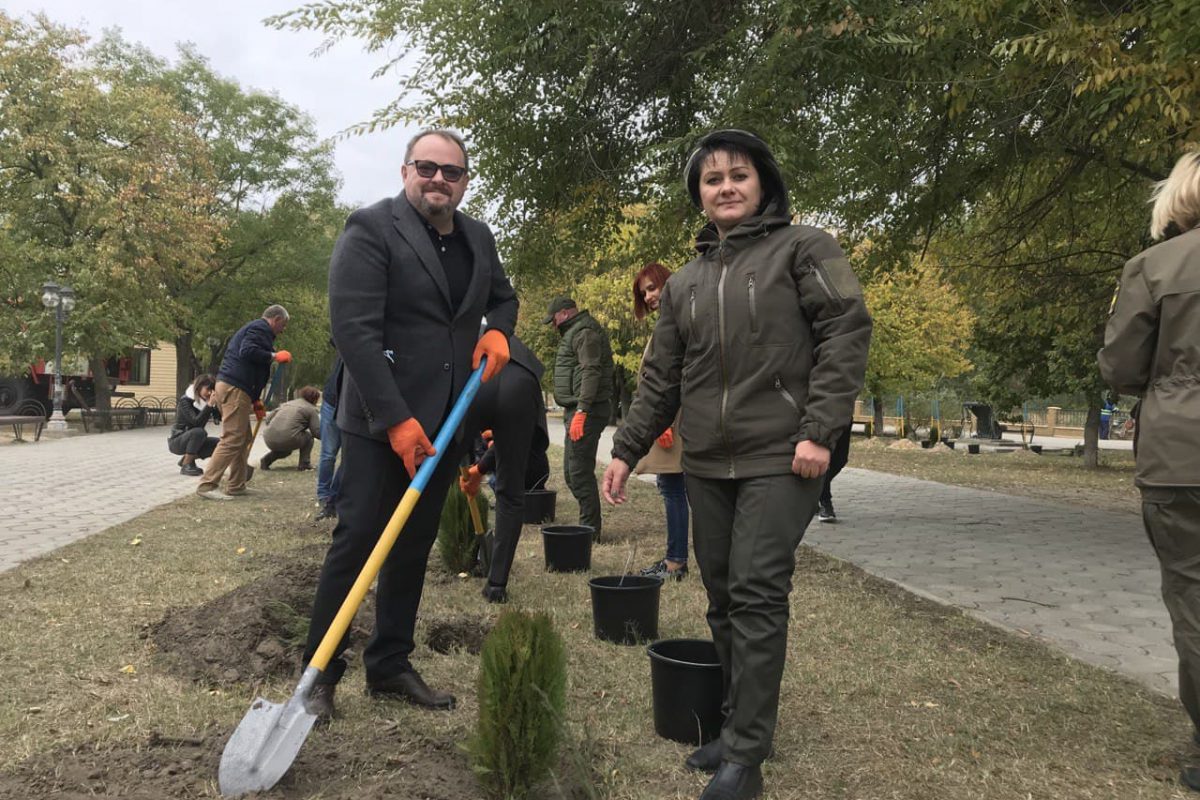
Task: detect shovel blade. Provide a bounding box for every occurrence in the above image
[218,692,317,797]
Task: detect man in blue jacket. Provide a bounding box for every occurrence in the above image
[197,305,291,500]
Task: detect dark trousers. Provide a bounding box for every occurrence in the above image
[473,367,546,588]
[563,401,609,537]
[1142,487,1200,731]
[686,471,822,766]
[819,428,852,506]
[168,428,218,459]
[303,430,460,684]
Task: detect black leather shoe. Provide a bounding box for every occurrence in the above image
[686,737,724,773]
[315,502,336,521]
[180,463,203,477]
[698,761,763,800]
[367,670,456,710]
[305,683,336,723]
[259,453,277,471]
[482,583,508,604]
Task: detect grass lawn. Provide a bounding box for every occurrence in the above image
[848,437,1141,515]
[0,444,1190,799]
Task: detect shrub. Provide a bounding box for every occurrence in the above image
[469,610,567,800]
[437,479,487,573]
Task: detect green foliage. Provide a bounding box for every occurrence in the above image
[469,609,567,800]
[270,0,1199,425]
[437,481,488,574]
[861,251,974,401]
[0,12,220,378]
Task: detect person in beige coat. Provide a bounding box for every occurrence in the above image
[260,385,321,471]
[631,261,690,580]
[1099,149,1200,793]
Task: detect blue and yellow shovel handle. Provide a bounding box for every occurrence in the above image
[308,359,487,673]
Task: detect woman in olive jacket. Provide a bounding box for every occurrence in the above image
[1099,150,1200,793]
[168,374,221,476]
[604,130,872,800]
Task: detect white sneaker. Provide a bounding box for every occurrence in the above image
[198,489,234,501]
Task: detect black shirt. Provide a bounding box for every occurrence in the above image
[423,218,473,312]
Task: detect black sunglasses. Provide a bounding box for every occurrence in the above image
[406,159,467,183]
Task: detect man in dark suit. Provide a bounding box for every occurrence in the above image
[303,129,517,719]
[460,334,551,603]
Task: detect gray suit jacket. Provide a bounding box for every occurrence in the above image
[329,194,519,441]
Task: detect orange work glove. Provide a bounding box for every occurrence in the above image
[569,411,587,442]
[656,427,674,449]
[472,330,510,383]
[253,400,266,422]
[273,350,292,363]
[387,418,437,479]
[459,464,483,498]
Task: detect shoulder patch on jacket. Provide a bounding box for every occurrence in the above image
[819,256,863,299]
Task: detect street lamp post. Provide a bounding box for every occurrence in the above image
[40,282,76,432]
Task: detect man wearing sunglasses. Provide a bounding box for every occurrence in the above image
[304,128,518,720]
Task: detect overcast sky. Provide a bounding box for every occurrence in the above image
[7,0,426,208]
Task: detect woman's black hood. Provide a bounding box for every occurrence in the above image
[683,129,790,218]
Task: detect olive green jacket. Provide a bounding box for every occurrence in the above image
[552,311,614,412]
[263,398,320,450]
[1098,226,1200,487]
[612,213,872,480]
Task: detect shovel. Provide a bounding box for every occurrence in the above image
[218,360,489,797]
[460,466,493,575]
[244,363,287,481]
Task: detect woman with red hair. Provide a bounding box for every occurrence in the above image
[631,261,690,580]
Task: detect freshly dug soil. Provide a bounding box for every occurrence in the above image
[424,616,492,655]
[150,559,374,687]
[0,730,482,799]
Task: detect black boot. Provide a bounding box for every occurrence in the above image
[698,761,763,800]
[259,452,279,471]
[482,583,508,604]
[305,683,336,724]
[685,737,723,773]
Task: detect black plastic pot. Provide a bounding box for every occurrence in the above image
[523,489,557,524]
[1030,445,1043,454]
[589,575,662,644]
[968,443,981,454]
[647,639,724,745]
[541,524,593,572]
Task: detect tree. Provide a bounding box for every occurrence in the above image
[861,254,974,435]
[0,13,220,412]
[271,0,1199,463]
[91,35,344,394]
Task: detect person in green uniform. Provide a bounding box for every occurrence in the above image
[544,295,614,539]
[1099,149,1200,794]
[603,129,872,800]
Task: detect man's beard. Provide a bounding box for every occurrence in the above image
[415,185,455,218]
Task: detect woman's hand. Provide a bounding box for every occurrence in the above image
[602,458,633,505]
[792,440,830,479]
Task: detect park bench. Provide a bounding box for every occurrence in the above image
[0,415,47,442]
[78,406,148,433]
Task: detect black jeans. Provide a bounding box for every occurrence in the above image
[303,430,461,684]
[168,428,218,459]
[473,366,548,588]
[819,428,852,506]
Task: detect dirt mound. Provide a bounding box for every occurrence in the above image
[888,438,922,450]
[425,616,492,655]
[150,559,374,687]
[0,731,483,799]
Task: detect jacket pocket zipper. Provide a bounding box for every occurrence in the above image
[775,375,800,419]
[747,274,757,333]
[689,287,696,324]
[807,257,843,303]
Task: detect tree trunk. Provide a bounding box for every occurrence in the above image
[1082,399,1101,468]
[89,355,113,431]
[207,339,226,375]
[873,395,885,437]
[175,331,195,397]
